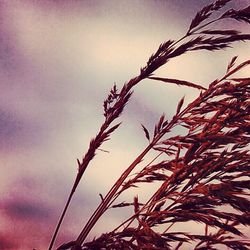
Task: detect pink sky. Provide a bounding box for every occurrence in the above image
[0,0,249,249]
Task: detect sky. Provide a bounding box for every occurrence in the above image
[0,0,249,249]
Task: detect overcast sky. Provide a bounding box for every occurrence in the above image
[0,0,249,249]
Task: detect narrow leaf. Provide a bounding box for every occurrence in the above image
[176,97,185,114]
[149,76,206,90]
[228,77,250,82]
[225,59,250,78]
[202,29,240,36]
[141,124,150,141]
[227,56,238,72]
[106,122,122,135]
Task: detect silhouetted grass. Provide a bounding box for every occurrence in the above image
[48,1,250,249]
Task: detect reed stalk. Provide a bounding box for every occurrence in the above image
[49,1,250,249]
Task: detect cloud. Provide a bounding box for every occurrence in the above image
[0,109,23,145]
[0,0,249,249]
[0,108,44,152]
[0,235,17,250]
[2,199,50,221]
[0,191,54,249]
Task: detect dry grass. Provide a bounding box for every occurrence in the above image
[48,1,250,249]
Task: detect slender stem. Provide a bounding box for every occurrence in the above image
[164,222,175,233]
[76,142,155,245]
[52,10,249,249]
[72,35,198,247]
[115,87,213,236]
[76,112,183,245]
[170,35,188,47]
[48,75,144,249]
[187,17,222,35]
[49,19,201,250]
[48,188,75,250]
[112,151,164,200]
[146,151,164,167]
